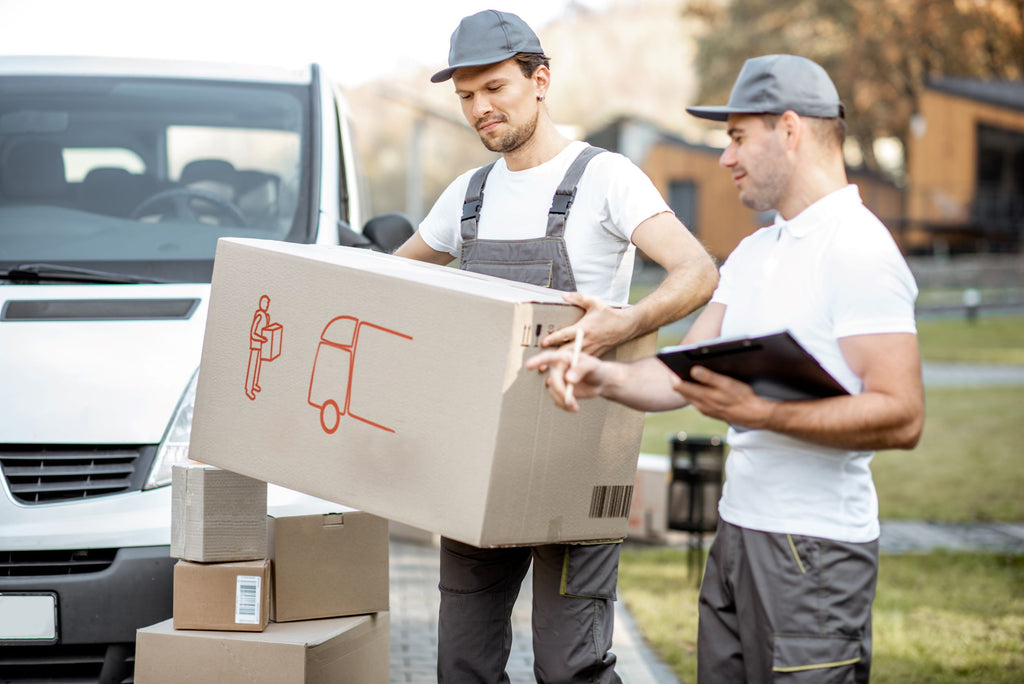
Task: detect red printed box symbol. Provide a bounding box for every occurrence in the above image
[261,323,283,361]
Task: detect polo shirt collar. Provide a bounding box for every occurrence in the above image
[772,184,862,238]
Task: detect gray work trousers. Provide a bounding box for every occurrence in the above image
[697,521,879,683]
[437,536,622,683]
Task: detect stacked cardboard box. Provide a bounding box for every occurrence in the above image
[135,614,390,684]
[134,464,390,683]
[170,464,271,631]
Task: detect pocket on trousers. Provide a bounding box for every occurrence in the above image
[560,543,620,600]
[772,634,861,674]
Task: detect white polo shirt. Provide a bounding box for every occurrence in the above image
[711,185,918,542]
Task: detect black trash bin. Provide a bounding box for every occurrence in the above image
[667,432,725,583]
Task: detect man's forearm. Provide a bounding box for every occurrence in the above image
[600,357,690,413]
[621,254,718,340]
[755,389,924,451]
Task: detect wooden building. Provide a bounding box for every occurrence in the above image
[587,117,903,262]
[904,77,1024,254]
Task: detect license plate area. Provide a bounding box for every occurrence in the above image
[0,593,58,644]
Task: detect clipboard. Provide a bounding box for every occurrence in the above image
[656,330,850,401]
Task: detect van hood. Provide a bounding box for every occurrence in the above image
[0,284,210,444]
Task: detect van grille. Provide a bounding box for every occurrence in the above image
[0,445,156,504]
[0,643,134,683]
[0,548,117,577]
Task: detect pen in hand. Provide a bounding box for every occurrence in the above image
[564,328,584,405]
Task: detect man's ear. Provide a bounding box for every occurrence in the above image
[779,110,803,152]
[533,65,551,102]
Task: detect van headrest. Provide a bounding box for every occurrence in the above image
[1,139,68,200]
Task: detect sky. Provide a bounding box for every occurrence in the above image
[0,0,613,87]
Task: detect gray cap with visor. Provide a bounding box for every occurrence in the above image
[431,9,544,83]
[687,54,844,121]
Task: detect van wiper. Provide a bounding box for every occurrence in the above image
[0,263,166,284]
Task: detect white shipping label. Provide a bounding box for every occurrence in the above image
[234,575,261,624]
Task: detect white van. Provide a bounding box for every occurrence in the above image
[0,56,410,682]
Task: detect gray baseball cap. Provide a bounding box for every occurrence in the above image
[687,54,844,121]
[431,9,544,83]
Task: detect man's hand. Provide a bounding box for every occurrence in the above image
[669,365,774,429]
[669,332,925,451]
[526,349,607,412]
[527,352,691,414]
[539,291,630,358]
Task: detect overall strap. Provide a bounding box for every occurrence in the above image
[546,145,606,238]
[460,161,496,242]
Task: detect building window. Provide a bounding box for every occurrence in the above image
[974,124,1024,233]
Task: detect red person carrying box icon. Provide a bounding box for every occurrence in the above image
[244,294,282,401]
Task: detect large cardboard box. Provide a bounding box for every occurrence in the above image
[171,463,267,562]
[190,238,654,547]
[135,613,389,684]
[173,559,271,632]
[268,510,389,622]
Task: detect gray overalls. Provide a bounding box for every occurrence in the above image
[438,145,623,684]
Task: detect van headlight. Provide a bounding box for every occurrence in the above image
[145,367,200,489]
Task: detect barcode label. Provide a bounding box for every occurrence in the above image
[589,485,634,519]
[235,575,261,625]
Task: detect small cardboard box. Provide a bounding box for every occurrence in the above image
[171,463,267,562]
[627,454,670,542]
[190,238,654,547]
[268,510,389,622]
[135,613,389,684]
[172,559,271,632]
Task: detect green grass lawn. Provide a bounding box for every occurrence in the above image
[638,314,1024,521]
[618,549,1024,684]
[619,313,1024,681]
[640,384,1024,522]
[916,314,1024,364]
[873,385,1024,521]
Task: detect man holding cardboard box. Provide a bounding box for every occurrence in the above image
[395,9,718,683]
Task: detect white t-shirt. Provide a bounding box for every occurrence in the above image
[417,141,671,306]
[711,185,918,543]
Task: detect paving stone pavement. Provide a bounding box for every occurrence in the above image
[388,536,679,684]
[879,520,1024,553]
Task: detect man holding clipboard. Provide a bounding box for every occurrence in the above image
[528,54,924,682]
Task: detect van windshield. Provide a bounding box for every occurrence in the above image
[0,73,312,283]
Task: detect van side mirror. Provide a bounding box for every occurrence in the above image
[363,213,414,253]
[336,220,377,250]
